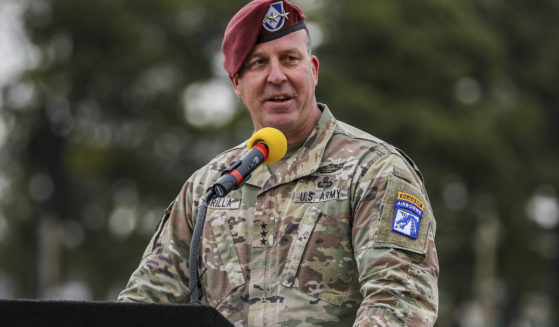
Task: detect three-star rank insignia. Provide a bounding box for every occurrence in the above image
[392,192,424,239]
[260,222,268,246]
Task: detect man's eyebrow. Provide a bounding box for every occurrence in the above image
[280,48,303,55]
[248,48,303,59]
[245,51,266,62]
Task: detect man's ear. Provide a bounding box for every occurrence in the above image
[311,55,319,87]
[230,74,241,96]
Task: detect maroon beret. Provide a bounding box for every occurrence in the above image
[222,0,306,78]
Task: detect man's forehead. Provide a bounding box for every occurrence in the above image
[248,30,308,57]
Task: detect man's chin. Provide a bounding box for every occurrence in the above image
[261,116,295,132]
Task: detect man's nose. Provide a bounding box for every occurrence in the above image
[267,59,287,85]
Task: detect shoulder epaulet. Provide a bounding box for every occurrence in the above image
[335,121,386,145]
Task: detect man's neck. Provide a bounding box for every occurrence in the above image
[285,103,323,145]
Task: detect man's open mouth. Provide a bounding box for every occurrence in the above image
[267,95,292,103]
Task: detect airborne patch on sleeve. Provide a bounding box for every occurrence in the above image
[373,176,431,255]
[392,192,424,239]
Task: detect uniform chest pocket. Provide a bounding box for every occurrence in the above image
[202,214,245,306]
[281,205,357,306]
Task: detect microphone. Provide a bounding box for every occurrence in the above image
[211,127,287,197]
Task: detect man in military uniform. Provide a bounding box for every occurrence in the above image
[118,0,439,326]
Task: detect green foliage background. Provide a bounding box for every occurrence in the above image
[1,0,557,325]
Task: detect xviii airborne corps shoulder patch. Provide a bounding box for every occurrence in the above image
[392,192,424,239]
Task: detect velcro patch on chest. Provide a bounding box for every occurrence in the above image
[294,188,348,203]
[207,197,241,209]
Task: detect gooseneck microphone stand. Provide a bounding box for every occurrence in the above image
[188,188,215,305]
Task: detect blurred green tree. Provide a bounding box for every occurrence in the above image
[0,0,249,300]
[315,0,559,326]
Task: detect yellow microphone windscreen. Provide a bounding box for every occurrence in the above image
[247,127,287,165]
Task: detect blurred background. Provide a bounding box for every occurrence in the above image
[0,0,557,326]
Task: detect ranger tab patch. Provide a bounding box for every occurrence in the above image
[392,192,424,239]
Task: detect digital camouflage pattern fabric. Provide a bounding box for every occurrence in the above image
[118,104,439,326]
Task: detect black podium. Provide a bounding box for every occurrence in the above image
[0,299,234,327]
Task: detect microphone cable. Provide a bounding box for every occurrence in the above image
[188,188,214,305]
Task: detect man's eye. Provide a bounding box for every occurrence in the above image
[284,56,299,64]
[250,59,264,67]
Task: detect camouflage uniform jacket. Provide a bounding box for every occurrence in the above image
[118,104,439,326]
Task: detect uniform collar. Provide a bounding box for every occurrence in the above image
[246,103,337,192]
